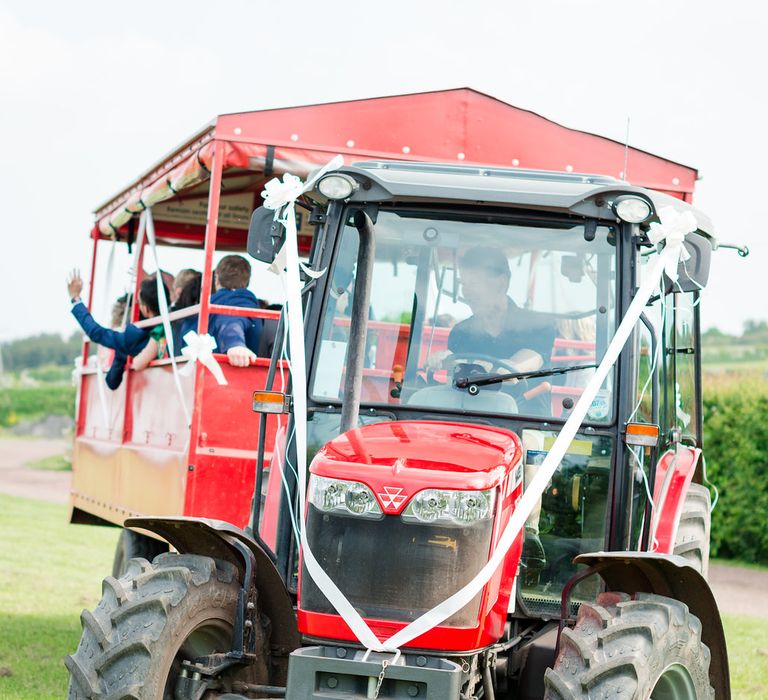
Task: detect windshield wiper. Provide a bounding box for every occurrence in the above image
[454,364,598,391]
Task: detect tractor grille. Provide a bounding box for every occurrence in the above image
[301,505,494,627]
[519,593,580,619]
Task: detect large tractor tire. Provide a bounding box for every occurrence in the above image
[544,592,714,699]
[66,553,270,700]
[673,483,711,579]
[111,528,169,578]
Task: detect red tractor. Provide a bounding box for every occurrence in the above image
[66,91,727,699]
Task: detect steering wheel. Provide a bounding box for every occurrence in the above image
[450,353,518,375]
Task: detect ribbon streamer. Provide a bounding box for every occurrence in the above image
[92,237,117,426]
[179,330,228,385]
[142,209,192,428]
[266,160,698,652]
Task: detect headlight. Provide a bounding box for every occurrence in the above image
[613,195,652,224]
[308,475,382,519]
[402,488,495,525]
[317,174,358,200]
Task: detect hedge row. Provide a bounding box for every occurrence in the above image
[703,381,768,565]
[0,386,76,427]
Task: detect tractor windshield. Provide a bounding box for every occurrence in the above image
[311,208,617,422]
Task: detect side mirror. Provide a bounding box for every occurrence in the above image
[663,232,712,293]
[247,206,284,263]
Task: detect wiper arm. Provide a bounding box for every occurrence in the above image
[454,364,598,391]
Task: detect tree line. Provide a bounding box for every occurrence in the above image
[702,320,768,346]
[0,332,83,372]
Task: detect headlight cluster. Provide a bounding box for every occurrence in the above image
[309,475,383,519]
[308,476,496,525]
[402,488,495,525]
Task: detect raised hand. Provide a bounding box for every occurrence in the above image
[67,268,84,300]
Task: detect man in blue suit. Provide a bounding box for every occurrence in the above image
[67,270,169,388]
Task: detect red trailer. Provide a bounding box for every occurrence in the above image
[70,88,699,571]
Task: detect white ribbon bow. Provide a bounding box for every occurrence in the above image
[180,330,228,385]
[262,172,308,212]
[648,205,697,282]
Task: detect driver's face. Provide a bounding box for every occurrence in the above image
[459,265,509,317]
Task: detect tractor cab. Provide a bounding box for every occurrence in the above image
[252,160,713,621]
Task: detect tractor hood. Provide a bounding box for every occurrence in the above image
[309,420,523,514]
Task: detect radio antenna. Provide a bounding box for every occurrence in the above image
[622,117,630,181]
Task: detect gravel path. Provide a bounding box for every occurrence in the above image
[0,437,70,504]
[1,438,766,619]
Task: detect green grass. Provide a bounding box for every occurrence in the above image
[0,495,766,697]
[722,614,768,698]
[24,454,72,472]
[0,494,118,699]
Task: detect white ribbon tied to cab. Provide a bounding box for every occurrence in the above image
[179,330,228,385]
[648,205,696,282]
[267,157,700,653]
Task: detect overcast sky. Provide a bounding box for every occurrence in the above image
[0,0,765,341]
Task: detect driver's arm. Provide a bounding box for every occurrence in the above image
[504,348,544,373]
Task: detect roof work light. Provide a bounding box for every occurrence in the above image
[613,195,653,223]
[317,174,358,200]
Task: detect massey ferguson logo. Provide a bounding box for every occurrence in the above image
[377,486,407,512]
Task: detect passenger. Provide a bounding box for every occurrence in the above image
[97,293,131,371]
[141,270,175,302]
[171,268,199,306]
[208,255,263,367]
[172,271,202,355]
[110,293,130,329]
[67,270,170,389]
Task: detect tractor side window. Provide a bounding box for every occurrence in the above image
[633,298,663,425]
[672,292,699,442]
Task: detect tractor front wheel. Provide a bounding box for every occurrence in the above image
[66,553,270,699]
[111,527,169,578]
[544,592,714,699]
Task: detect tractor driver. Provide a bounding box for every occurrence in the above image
[445,246,557,378]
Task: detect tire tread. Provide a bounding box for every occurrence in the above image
[66,554,252,700]
[543,592,715,699]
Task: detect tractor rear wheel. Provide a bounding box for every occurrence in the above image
[111,527,169,578]
[543,592,714,699]
[673,483,711,578]
[66,553,270,700]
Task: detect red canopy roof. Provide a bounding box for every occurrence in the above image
[94,88,697,239]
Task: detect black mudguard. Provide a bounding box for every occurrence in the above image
[576,551,729,700]
[125,516,300,659]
